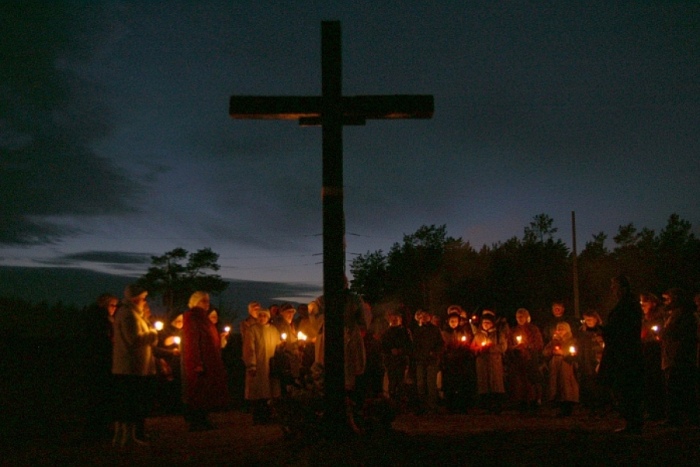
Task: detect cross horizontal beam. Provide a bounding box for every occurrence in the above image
[229,95,434,125]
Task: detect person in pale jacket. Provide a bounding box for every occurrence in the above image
[111,284,158,447]
[243,308,282,424]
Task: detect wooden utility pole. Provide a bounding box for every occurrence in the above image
[229,21,433,434]
[571,211,580,319]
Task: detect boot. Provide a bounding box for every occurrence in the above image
[111,422,126,447]
[125,423,149,447]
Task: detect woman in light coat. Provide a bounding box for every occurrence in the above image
[243,309,281,424]
[112,284,158,447]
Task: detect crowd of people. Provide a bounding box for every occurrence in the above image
[84,276,700,446]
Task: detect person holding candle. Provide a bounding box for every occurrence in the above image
[111,284,158,447]
[181,291,229,431]
[577,310,608,416]
[272,303,302,394]
[471,309,508,414]
[543,322,579,417]
[507,308,544,413]
[639,293,666,421]
[244,308,282,424]
[441,310,474,413]
[153,310,183,415]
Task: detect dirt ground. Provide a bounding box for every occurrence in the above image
[5,406,700,466]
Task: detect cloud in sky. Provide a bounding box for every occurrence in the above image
[1,1,699,294]
[1,2,142,244]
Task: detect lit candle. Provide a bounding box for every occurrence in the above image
[297,331,308,341]
[224,326,231,333]
[482,341,488,347]
[651,325,659,333]
[569,346,577,355]
[281,332,288,341]
[154,321,163,331]
[460,335,467,342]
[173,336,181,345]
[516,335,522,344]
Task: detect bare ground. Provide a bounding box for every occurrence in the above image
[5,407,700,466]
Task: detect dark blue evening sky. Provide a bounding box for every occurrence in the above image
[1,1,698,303]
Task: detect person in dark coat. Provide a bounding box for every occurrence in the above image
[381,309,413,402]
[577,310,608,415]
[598,275,644,434]
[153,311,183,415]
[412,310,444,413]
[82,293,118,441]
[441,311,473,413]
[181,291,229,431]
[542,301,579,344]
[640,292,666,421]
[660,288,699,426]
[507,308,544,412]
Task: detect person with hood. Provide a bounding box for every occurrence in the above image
[181,291,229,431]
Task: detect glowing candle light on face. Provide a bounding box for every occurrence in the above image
[154,321,163,331]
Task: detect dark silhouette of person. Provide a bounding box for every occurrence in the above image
[598,275,644,434]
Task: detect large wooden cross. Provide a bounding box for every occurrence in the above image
[229,21,433,432]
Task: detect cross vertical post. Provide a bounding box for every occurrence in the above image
[229,20,433,435]
[320,21,347,431]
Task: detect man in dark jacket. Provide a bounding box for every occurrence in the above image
[598,275,644,434]
[412,310,444,413]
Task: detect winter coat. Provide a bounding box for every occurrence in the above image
[507,323,544,401]
[661,304,698,370]
[243,322,281,400]
[112,301,158,376]
[471,325,507,394]
[598,293,643,387]
[412,322,444,365]
[181,306,229,410]
[543,335,579,403]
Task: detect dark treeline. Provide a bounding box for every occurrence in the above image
[349,213,700,324]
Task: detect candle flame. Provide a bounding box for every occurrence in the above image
[516,335,522,344]
[281,332,288,341]
[173,336,181,345]
[154,321,163,331]
[460,335,467,342]
[224,326,231,333]
[297,331,308,341]
[569,346,576,354]
[651,325,659,332]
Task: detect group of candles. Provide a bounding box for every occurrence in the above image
[280,331,308,342]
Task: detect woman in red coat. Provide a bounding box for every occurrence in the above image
[181,291,229,431]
